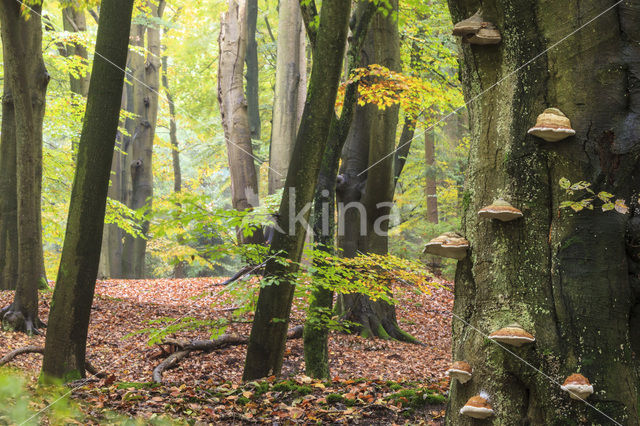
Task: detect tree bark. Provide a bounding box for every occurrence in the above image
[62,1,90,97]
[424,128,438,223]
[41,0,135,382]
[122,1,165,278]
[242,0,351,380]
[268,0,305,194]
[446,1,640,424]
[245,0,260,140]
[218,0,264,245]
[0,0,49,333]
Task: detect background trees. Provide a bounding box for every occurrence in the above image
[446,0,640,422]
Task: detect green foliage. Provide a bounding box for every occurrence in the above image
[385,387,447,408]
[126,316,233,346]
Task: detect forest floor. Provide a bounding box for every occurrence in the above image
[0,276,453,424]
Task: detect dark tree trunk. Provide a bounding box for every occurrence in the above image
[446,1,640,424]
[0,0,49,333]
[242,0,351,381]
[245,0,260,140]
[303,0,377,379]
[41,0,135,382]
[424,129,438,223]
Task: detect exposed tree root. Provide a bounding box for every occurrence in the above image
[152,325,303,383]
[0,304,45,335]
[0,346,106,378]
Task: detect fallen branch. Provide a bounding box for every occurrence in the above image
[0,346,106,378]
[152,325,303,383]
[216,261,266,286]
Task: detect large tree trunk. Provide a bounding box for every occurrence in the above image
[268,0,305,194]
[0,0,49,333]
[0,76,18,291]
[218,0,264,245]
[446,1,640,424]
[424,129,438,223]
[245,0,260,140]
[41,0,135,382]
[242,0,351,381]
[122,1,165,278]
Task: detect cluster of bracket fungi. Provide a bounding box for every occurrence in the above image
[428,14,583,418]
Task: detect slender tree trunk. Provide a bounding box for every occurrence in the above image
[218,0,264,245]
[0,77,18,291]
[245,0,260,140]
[62,2,90,97]
[424,128,438,223]
[243,0,351,380]
[268,0,305,194]
[303,0,377,379]
[0,0,49,333]
[446,1,640,423]
[122,1,165,278]
[41,0,135,382]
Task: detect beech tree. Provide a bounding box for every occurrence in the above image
[0,0,49,332]
[42,0,135,382]
[243,0,351,380]
[446,0,640,423]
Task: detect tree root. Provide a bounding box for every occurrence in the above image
[0,346,106,378]
[152,325,303,383]
[0,304,45,335]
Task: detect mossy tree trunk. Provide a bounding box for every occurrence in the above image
[41,0,135,382]
[446,0,640,424]
[0,0,49,333]
[242,0,351,381]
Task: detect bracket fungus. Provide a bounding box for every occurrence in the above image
[423,232,469,260]
[561,374,594,400]
[528,108,576,142]
[460,394,494,419]
[452,10,502,45]
[478,199,523,222]
[446,361,473,384]
[488,324,535,347]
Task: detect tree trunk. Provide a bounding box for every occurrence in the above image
[424,128,438,223]
[0,76,18,291]
[303,1,377,379]
[218,0,264,245]
[268,0,305,194]
[0,0,49,333]
[245,0,260,140]
[242,0,351,380]
[62,2,90,97]
[122,1,165,278]
[41,0,135,382]
[446,1,640,424]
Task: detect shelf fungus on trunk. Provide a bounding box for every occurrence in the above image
[422,232,469,260]
[478,199,523,222]
[460,394,494,419]
[452,9,501,45]
[561,374,594,400]
[446,361,472,384]
[527,108,576,142]
[488,324,535,347]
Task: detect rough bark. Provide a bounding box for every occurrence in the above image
[41,0,134,382]
[122,1,165,278]
[242,0,351,380]
[446,1,640,424]
[218,0,264,245]
[424,129,438,223]
[245,0,260,140]
[268,0,305,193]
[303,0,377,379]
[0,0,49,333]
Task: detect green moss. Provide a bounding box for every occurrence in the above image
[326,393,345,404]
[237,396,250,406]
[272,380,312,395]
[389,383,402,391]
[385,389,446,408]
[115,382,161,390]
